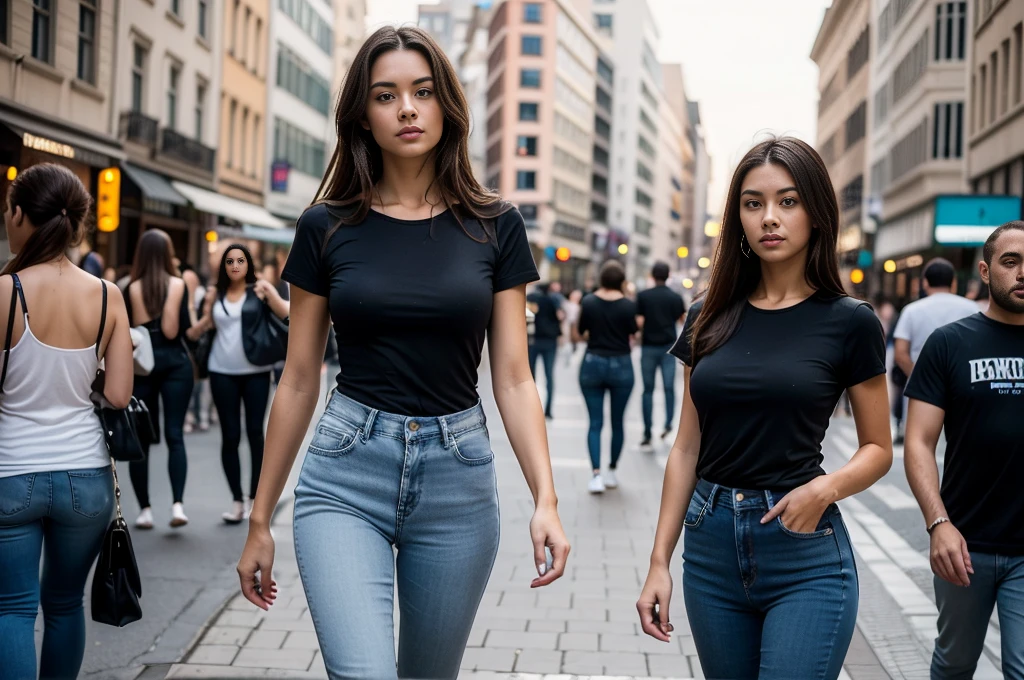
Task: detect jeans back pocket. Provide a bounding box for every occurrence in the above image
[68,467,114,518]
[0,473,35,517]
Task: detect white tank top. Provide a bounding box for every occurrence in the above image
[0,283,107,478]
[208,294,271,375]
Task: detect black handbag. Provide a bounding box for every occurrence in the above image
[91,459,143,627]
[244,292,289,366]
[193,328,215,380]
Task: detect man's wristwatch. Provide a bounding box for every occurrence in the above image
[927,516,950,534]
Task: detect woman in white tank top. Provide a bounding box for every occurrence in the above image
[0,163,133,679]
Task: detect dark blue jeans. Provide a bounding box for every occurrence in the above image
[640,344,677,439]
[0,466,114,680]
[578,353,634,471]
[682,478,858,679]
[528,337,558,416]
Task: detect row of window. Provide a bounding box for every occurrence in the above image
[556,77,592,127]
[933,101,964,160]
[130,43,208,143]
[890,117,928,183]
[273,117,326,177]
[554,179,589,214]
[229,0,262,74]
[635,188,652,209]
[872,102,964,195]
[554,112,590,151]
[634,215,652,236]
[277,0,332,55]
[639,107,657,136]
[225,98,262,178]
[638,134,656,159]
[840,175,863,212]
[845,101,867,149]
[277,45,331,116]
[556,44,594,94]
[554,146,588,177]
[893,29,930,106]
[636,161,653,184]
[972,22,1023,135]
[847,27,870,80]
[935,2,967,62]
[878,0,914,49]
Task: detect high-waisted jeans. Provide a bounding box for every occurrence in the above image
[682,478,858,680]
[292,392,500,680]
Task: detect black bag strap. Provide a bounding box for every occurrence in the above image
[96,281,108,359]
[11,274,27,319]
[1,276,18,394]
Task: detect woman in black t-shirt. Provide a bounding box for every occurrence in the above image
[574,260,637,494]
[636,138,892,679]
[235,27,569,679]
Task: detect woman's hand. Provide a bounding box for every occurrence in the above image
[202,286,216,316]
[637,562,674,642]
[254,279,278,302]
[760,475,834,533]
[237,524,279,610]
[528,504,570,588]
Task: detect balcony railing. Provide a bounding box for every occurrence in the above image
[119,110,159,146]
[160,128,215,174]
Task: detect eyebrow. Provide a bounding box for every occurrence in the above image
[999,251,1022,259]
[740,186,798,197]
[370,76,434,89]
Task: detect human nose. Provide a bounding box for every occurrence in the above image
[398,94,418,121]
[762,204,780,229]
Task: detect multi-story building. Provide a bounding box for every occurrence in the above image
[812,0,872,291]
[868,0,969,302]
[657,63,691,278]
[589,50,615,284]
[686,99,711,291]
[265,0,335,223]
[335,0,366,87]
[0,0,124,263]
[485,0,601,287]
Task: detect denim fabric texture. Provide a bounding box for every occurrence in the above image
[640,344,677,439]
[578,352,634,471]
[528,337,558,416]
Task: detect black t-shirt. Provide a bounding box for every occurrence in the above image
[904,313,1024,555]
[578,295,638,356]
[637,285,686,346]
[528,291,562,339]
[671,294,885,489]
[282,203,539,415]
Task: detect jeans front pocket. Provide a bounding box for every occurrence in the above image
[68,467,114,518]
[776,504,837,538]
[0,473,35,517]
[683,489,710,528]
[451,427,495,466]
[308,419,361,458]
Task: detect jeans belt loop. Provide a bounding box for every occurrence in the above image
[708,483,721,512]
[439,417,451,450]
[362,409,378,443]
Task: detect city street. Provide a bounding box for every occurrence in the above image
[64,347,1004,679]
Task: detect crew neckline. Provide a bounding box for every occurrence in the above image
[745,291,821,315]
[368,207,451,225]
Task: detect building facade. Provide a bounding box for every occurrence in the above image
[588,49,615,285]
[335,0,367,89]
[657,63,691,279]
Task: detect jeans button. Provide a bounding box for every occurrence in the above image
[409,421,420,432]
[735,493,744,502]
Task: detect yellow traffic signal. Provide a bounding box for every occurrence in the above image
[6,166,16,181]
[677,246,689,258]
[205,230,219,243]
[97,167,121,233]
[555,247,571,262]
[851,268,865,284]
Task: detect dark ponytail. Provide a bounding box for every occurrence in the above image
[1,163,92,275]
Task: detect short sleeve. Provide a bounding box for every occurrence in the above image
[577,298,591,335]
[841,302,886,388]
[676,294,686,318]
[635,292,646,317]
[904,331,949,408]
[669,298,702,366]
[892,306,913,342]
[626,300,639,333]
[281,204,331,297]
[494,208,540,292]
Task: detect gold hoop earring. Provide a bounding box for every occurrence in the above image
[740,234,752,259]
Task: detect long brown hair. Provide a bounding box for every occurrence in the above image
[130,229,178,318]
[316,25,507,245]
[2,163,92,275]
[691,137,846,363]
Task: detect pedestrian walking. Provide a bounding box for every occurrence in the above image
[182,264,214,434]
[527,282,563,419]
[126,230,208,529]
[0,163,134,679]
[637,137,893,679]
[637,261,686,448]
[204,244,289,524]
[235,26,570,679]
[574,260,637,494]
[561,289,582,363]
[904,221,1024,679]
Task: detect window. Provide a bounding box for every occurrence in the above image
[519,102,539,121]
[593,145,609,167]
[195,83,206,141]
[0,0,7,44]
[979,64,988,130]
[638,134,656,158]
[276,45,331,115]
[228,100,237,168]
[198,0,208,38]
[253,19,262,74]
[516,135,537,156]
[520,69,541,88]
[523,3,542,23]
[635,189,652,209]
[845,100,867,148]
[847,27,870,80]
[521,35,542,55]
[240,108,249,174]
[516,171,536,190]
[520,204,538,221]
[841,175,863,212]
[634,215,652,236]
[167,65,180,130]
[991,51,998,124]
[278,0,332,55]
[597,57,613,84]
[935,2,966,61]
[592,174,608,195]
[32,0,52,63]
[639,108,657,135]
[252,115,260,178]
[1015,24,1023,106]
[230,0,239,54]
[873,82,890,128]
[131,44,147,112]
[596,86,611,111]
[170,0,180,17]
[890,117,928,181]
[932,102,964,159]
[594,13,612,36]
[242,8,251,67]
[893,30,929,104]
[595,117,610,140]
[1001,39,1010,115]
[636,161,653,183]
[77,0,97,83]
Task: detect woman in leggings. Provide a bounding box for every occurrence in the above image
[204,243,289,523]
[235,26,570,678]
[574,260,637,494]
[637,137,893,679]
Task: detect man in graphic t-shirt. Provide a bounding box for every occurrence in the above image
[904,221,1024,680]
[636,262,685,447]
[527,282,564,419]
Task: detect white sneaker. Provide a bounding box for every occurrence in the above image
[244,498,254,519]
[135,507,154,530]
[170,502,189,528]
[222,501,245,525]
[603,469,619,489]
[588,474,606,494]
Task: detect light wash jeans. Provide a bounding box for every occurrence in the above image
[0,465,114,680]
[682,478,858,679]
[292,392,500,680]
[932,552,1024,679]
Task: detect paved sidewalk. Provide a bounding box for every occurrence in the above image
[162,348,890,679]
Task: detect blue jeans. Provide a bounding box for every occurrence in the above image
[292,392,500,679]
[0,466,114,680]
[682,478,858,679]
[528,337,558,416]
[640,344,677,439]
[578,353,635,471]
[932,552,1024,679]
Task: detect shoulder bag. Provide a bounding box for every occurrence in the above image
[91,458,143,627]
[242,288,289,366]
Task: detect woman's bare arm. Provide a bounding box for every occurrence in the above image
[100,284,134,409]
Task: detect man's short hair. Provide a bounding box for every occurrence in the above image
[922,258,956,288]
[599,260,626,290]
[651,261,670,282]
[983,220,1024,265]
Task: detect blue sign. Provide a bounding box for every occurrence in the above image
[857,249,873,268]
[270,161,290,193]
[934,195,1022,245]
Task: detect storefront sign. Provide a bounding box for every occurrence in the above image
[934,195,1022,245]
[270,161,289,193]
[22,132,75,160]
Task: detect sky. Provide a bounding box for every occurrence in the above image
[364,0,833,218]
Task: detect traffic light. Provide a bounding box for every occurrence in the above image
[555,247,570,262]
[97,167,121,232]
[850,268,865,284]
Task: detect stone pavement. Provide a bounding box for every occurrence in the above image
[160,348,892,679]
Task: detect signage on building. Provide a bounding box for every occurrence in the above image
[270,161,290,193]
[934,195,1022,245]
[22,133,75,160]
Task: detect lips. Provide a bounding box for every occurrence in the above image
[397,126,424,140]
[759,233,785,247]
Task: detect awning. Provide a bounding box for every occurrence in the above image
[121,163,186,205]
[242,224,295,245]
[0,100,124,167]
[171,181,286,229]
